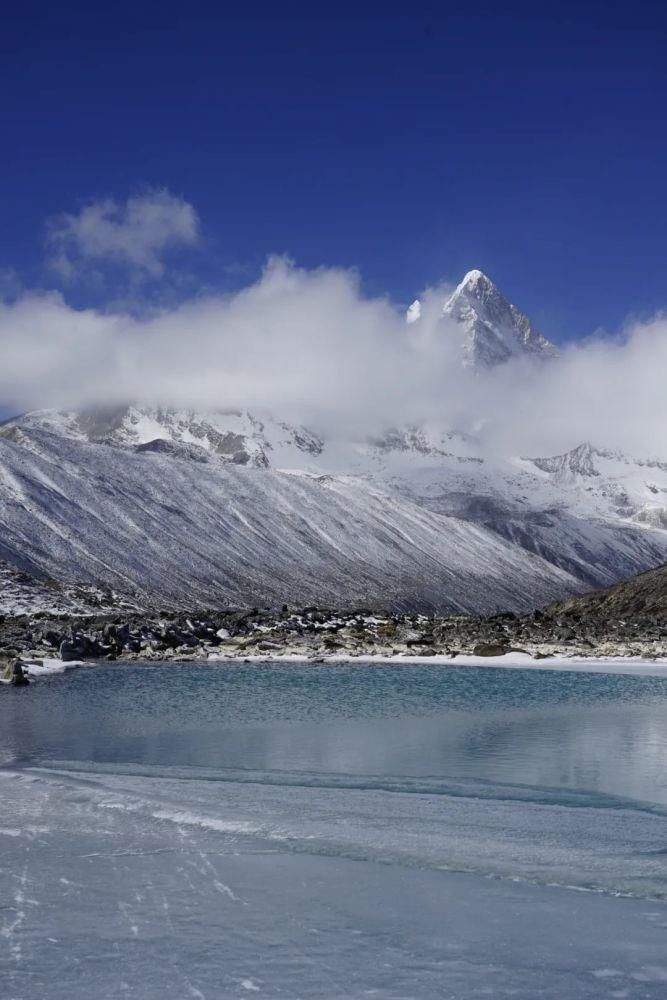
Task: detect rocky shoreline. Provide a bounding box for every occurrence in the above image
[1,600,665,677]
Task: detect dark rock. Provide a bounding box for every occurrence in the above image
[135,438,210,463]
[10,661,29,686]
[59,638,86,661]
[472,642,509,657]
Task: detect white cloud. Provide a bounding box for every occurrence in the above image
[0,254,665,459]
[46,190,200,280]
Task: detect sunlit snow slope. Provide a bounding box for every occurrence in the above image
[0,427,582,612]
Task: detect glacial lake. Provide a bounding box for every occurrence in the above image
[2,660,667,998]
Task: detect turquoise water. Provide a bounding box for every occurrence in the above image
[5,661,667,811]
[2,661,667,998]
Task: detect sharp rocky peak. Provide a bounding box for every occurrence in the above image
[442,269,559,369]
[529,442,619,481]
[456,269,496,295]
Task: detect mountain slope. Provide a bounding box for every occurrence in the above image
[2,406,666,611]
[0,427,583,613]
[0,559,138,617]
[350,428,667,587]
[546,562,667,623]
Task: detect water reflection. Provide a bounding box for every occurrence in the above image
[2,662,667,808]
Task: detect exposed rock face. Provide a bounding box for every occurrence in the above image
[135,439,210,463]
[532,442,604,481]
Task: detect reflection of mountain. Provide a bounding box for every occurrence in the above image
[5,660,667,897]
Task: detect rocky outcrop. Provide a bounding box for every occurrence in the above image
[545,562,666,623]
[134,439,210,463]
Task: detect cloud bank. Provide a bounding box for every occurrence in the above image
[0,199,665,459]
[0,256,665,457]
[46,190,200,281]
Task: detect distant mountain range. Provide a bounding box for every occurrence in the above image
[1,271,665,614]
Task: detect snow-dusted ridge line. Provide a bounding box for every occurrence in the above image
[0,426,582,613]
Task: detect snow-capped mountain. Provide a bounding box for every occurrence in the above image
[351,428,667,586]
[6,406,324,470]
[2,405,665,612]
[524,443,667,529]
[0,424,582,613]
[0,270,664,613]
[441,269,558,368]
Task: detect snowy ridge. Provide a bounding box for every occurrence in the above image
[0,414,665,614]
[9,406,324,470]
[346,429,667,587]
[0,427,583,613]
[525,443,667,528]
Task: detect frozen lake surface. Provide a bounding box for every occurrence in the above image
[2,660,667,998]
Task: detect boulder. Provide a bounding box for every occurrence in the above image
[1,660,30,685]
[60,637,86,661]
[472,642,509,657]
[59,634,105,660]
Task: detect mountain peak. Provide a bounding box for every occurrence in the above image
[458,269,494,292]
[529,441,625,482]
[443,270,558,369]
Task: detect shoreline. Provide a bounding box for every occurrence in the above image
[2,602,665,683]
[218,650,667,676]
[11,649,667,681]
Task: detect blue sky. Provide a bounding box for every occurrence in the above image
[2,0,667,342]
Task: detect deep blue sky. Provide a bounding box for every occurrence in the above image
[2,0,667,342]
